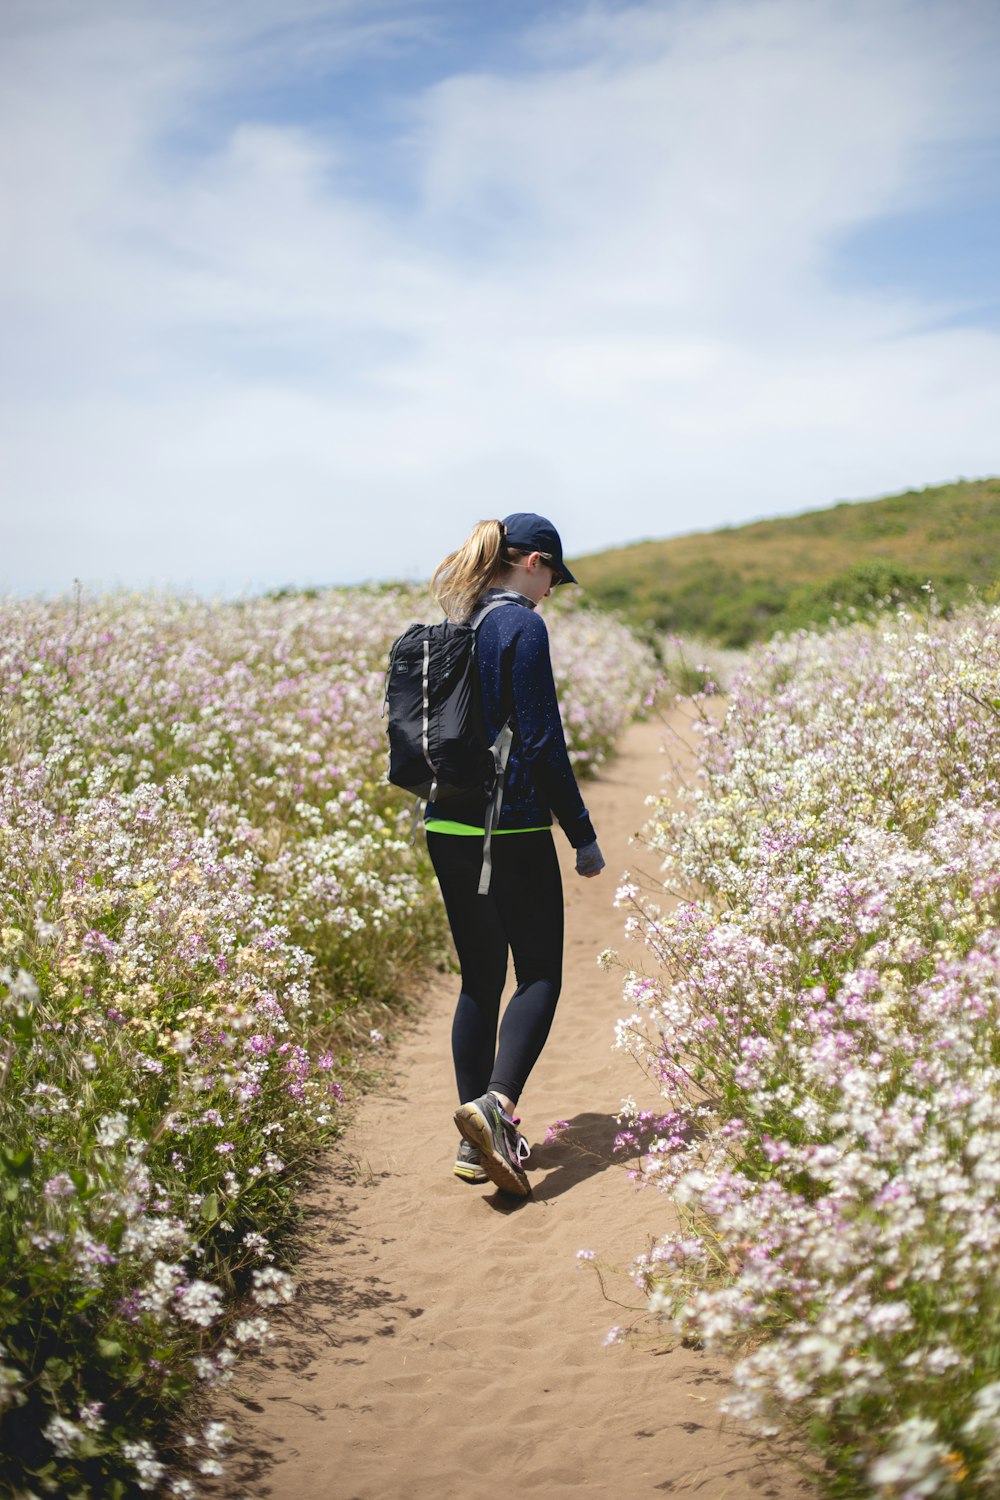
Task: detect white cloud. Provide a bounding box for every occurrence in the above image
[1,0,998,596]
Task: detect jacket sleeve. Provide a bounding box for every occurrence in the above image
[507,612,597,849]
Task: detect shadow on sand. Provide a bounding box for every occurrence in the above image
[518,1109,640,1205]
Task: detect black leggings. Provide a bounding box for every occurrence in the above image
[427,829,564,1107]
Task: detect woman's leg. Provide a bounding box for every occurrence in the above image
[486,832,564,1106]
[427,832,509,1103]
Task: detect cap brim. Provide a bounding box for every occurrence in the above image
[555,564,578,586]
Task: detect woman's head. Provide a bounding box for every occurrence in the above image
[431,514,576,621]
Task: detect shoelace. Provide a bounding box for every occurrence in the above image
[502,1111,531,1165]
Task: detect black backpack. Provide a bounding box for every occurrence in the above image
[384,598,513,894]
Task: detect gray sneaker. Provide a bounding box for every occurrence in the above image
[453,1137,487,1184]
[454,1092,530,1196]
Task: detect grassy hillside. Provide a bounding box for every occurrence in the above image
[569,476,1000,646]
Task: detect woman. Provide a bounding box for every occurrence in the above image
[427,512,605,1196]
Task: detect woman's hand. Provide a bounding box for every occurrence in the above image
[575,840,606,878]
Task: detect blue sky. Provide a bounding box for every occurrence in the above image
[2,0,999,598]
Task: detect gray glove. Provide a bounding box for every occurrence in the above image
[575,839,606,877]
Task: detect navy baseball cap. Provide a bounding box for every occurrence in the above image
[501,513,577,586]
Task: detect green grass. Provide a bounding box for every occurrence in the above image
[568,477,1000,646]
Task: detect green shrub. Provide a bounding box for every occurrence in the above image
[779,559,933,632]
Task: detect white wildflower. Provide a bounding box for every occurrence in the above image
[95,1111,129,1147]
[868,1416,951,1496]
[44,1414,84,1456]
[174,1277,224,1328]
[121,1437,166,1492]
[251,1266,295,1307]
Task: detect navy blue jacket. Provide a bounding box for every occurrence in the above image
[426,589,596,848]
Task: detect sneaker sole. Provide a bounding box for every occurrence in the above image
[453,1161,488,1184]
[454,1103,530,1197]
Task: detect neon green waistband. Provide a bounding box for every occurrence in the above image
[425,820,552,836]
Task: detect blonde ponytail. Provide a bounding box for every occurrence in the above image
[431,520,521,622]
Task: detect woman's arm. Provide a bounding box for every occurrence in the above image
[507,611,597,850]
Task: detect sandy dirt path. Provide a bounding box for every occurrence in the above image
[212,713,811,1500]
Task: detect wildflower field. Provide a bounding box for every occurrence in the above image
[616,601,1000,1496]
[0,585,655,1497]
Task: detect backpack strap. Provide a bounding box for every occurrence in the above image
[478,721,514,895]
[468,595,517,630]
[409,796,424,846]
[468,597,518,897]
